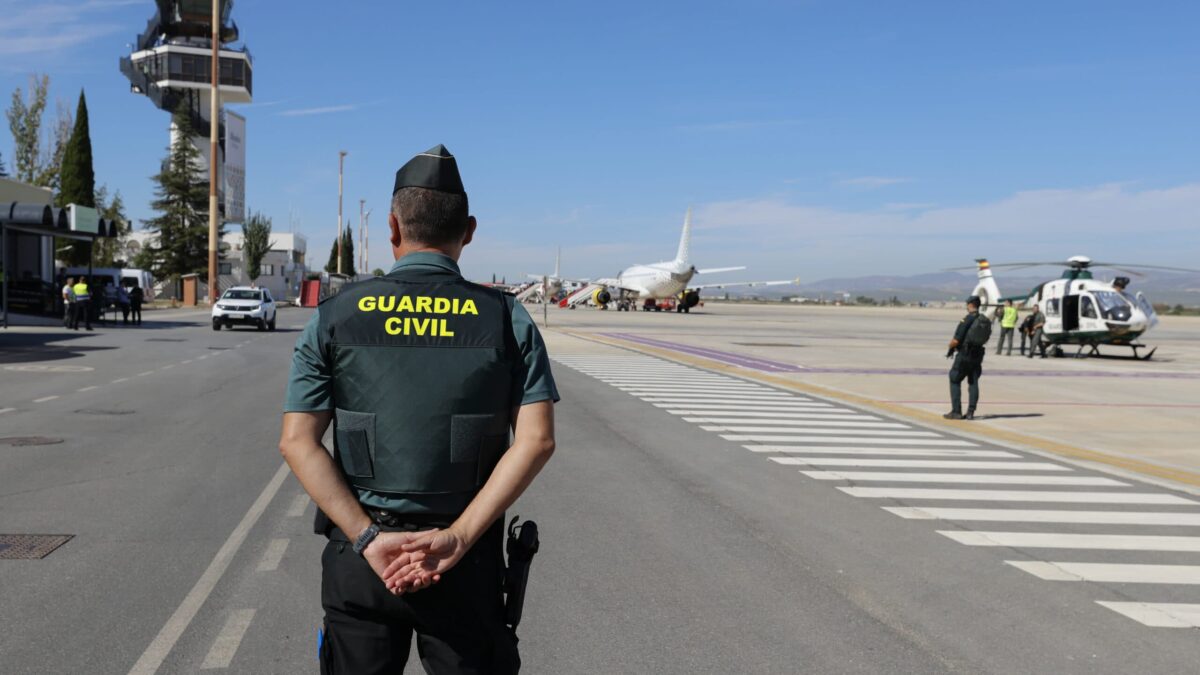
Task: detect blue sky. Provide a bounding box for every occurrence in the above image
[3,0,1198,283]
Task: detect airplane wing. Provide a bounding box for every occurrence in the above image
[696,266,747,275]
[691,277,800,291]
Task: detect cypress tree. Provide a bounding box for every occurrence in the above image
[57,90,96,266]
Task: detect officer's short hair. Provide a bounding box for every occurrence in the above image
[391,187,470,246]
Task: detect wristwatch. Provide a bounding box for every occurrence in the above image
[352,523,380,556]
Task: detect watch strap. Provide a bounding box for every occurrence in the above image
[352,523,380,556]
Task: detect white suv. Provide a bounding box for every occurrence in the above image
[212,287,277,331]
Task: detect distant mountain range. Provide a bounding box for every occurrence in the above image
[723,271,1200,306]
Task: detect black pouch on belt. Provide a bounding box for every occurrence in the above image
[504,516,540,629]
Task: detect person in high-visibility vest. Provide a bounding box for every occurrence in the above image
[71,278,93,331]
[995,299,1018,355]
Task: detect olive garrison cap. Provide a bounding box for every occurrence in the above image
[393,144,466,196]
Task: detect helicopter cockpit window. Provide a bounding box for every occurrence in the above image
[1093,290,1132,322]
[1045,298,1060,317]
[1080,296,1098,319]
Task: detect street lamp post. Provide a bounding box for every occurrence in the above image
[337,150,347,275]
[207,0,221,303]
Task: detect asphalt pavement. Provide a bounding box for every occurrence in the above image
[1,306,1198,674]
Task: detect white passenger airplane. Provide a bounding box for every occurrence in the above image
[515,247,564,303]
[561,208,797,312]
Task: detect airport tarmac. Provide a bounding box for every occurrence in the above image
[539,302,1200,489]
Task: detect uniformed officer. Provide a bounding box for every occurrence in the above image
[71,277,92,331]
[995,299,1018,355]
[945,296,984,420]
[279,144,559,674]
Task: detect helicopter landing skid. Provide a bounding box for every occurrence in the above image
[1080,343,1157,361]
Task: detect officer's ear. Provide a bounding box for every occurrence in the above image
[461,216,477,248]
[388,212,403,247]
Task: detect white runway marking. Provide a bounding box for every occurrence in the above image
[78,386,98,392]
[729,435,976,446]
[712,426,940,437]
[137,370,154,377]
[688,418,909,429]
[256,538,290,572]
[940,531,1200,551]
[806,471,1121,483]
[774,458,1068,470]
[1007,561,1200,585]
[599,375,756,383]
[0,407,15,415]
[112,377,129,383]
[639,393,803,402]
[33,395,59,403]
[128,463,290,675]
[161,364,174,370]
[668,410,877,420]
[761,447,1016,458]
[200,609,256,669]
[196,355,208,360]
[181,360,193,364]
[1097,602,1200,627]
[886,507,1200,525]
[622,386,788,395]
[653,401,839,410]
[840,487,1193,505]
[286,494,310,517]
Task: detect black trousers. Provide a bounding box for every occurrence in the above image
[71,299,91,329]
[130,301,142,324]
[320,520,518,675]
[949,352,982,415]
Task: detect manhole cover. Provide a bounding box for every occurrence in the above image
[3,364,94,373]
[0,436,64,447]
[0,534,73,559]
[733,342,805,348]
[75,409,136,416]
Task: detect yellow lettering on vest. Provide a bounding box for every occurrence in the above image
[416,296,433,313]
[433,297,451,313]
[461,299,478,315]
[451,298,460,314]
[440,319,454,337]
[378,295,396,312]
[412,318,430,335]
[397,296,414,312]
[359,296,376,312]
[385,317,403,335]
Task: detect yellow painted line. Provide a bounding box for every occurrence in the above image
[558,329,1200,490]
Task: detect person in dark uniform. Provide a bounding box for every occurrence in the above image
[279,144,558,674]
[129,285,144,325]
[945,296,984,420]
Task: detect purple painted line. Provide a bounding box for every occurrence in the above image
[601,333,1200,380]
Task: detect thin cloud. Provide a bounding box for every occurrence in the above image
[836,176,912,188]
[0,0,135,61]
[677,119,807,132]
[278,104,359,117]
[883,202,939,211]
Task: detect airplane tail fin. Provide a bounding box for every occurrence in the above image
[970,258,1003,308]
[674,207,692,266]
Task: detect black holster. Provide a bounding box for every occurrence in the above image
[503,516,540,629]
[313,507,333,537]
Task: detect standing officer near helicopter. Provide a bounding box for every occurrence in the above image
[279,145,559,674]
[945,296,989,420]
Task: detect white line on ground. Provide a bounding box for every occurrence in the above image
[161,365,174,370]
[1096,602,1200,627]
[78,386,98,392]
[255,539,290,572]
[0,407,15,415]
[668,410,877,420]
[196,355,208,360]
[805,471,1122,484]
[709,426,940,437]
[181,360,193,364]
[33,395,59,403]
[839,487,1194,504]
[751,446,1015,457]
[137,371,154,377]
[773,458,1068,470]
[940,531,1200,551]
[885,507,1200,525]
[653,401,839,410]
[286,494,310,517]
[687,418,909,429]
[639,393,803,402]
[127,463,290,675]
[199,609,256,669]
[623,386,787,395]
[1007,561,1200,585]
[726,435,977,447]
[112,378,129,383]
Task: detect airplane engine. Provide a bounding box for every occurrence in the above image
[681,290,700,309]
[592,288,612,306]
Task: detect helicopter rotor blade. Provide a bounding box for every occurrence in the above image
[1090,263,1200,273]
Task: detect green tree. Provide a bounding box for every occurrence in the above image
[140,101,213,281]
[93,186,130,267]
[241,211,274,282]
[372,268,384,277]
[324,228,355,274]
[56,91,97,266]
[0,149,7,176]
[6,74,49,184]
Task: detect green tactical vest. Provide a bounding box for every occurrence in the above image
[319,266,516,514]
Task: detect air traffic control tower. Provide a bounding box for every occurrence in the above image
[119,0,251,223]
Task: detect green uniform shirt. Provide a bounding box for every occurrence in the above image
[283,252,560,513]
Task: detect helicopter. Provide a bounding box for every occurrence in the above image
[959,256,1197,360]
